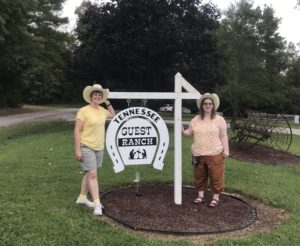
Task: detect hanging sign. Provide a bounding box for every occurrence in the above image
[106,107,169,173]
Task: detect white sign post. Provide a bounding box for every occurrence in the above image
[108,72,200,204]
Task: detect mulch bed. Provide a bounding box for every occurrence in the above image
[101,144,298,235]
[101,185,256,234]
[229,142,300,165]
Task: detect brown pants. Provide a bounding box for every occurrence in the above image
[193,153,225,194]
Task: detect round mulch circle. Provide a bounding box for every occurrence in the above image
[101,184,257,235]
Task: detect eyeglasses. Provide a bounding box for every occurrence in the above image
[203,103,213,106]
[92,92,103,97]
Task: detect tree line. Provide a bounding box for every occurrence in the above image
[1,0,300,113]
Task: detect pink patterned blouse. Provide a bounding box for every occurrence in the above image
[187,115,229,156]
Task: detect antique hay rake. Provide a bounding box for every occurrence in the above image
[223,106,293,152]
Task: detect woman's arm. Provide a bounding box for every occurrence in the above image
[219,117,229,157]
[74,119,84,161]
[182,123,193,137]
[105,100,116,118]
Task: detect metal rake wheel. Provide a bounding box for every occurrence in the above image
[222,107,292,152]
[260,111,293,152]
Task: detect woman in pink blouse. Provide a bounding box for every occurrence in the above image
[182,93,229,207]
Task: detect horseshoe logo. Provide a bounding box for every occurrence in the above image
[106,107,169,173]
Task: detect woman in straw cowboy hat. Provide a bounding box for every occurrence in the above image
[74,84,115,215]
[182,93,229,208]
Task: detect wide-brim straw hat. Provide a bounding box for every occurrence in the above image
[196,93,220,110]
[83,84,109,104]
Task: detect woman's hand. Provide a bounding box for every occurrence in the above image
[105,100,116,118]
[182,123,193,136]
[222,152,229,158]
[76,149,83,161]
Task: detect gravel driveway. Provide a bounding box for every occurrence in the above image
[1,108,299,136]
[0,108,78,128]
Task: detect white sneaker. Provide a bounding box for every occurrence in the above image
[94,205,102,216]
[75,197,95,208]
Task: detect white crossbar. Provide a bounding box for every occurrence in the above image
[109,92,199,100]
[107,72,200,205]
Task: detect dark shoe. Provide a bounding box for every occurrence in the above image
[209,198,219,208]
[193,196,205,204]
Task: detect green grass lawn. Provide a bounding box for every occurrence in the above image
[0,121,300,245]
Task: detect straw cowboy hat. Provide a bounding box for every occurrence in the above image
[197,93,220,110]
[83,84,109,104]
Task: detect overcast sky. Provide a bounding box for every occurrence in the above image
[62,0,300,46]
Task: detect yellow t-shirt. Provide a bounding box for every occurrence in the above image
[76,105,109,150]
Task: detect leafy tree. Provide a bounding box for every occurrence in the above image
[73,0,221,98]
[216,0,290,112]
[21,0,72,104]
[285,44,300,114]
[255,5,290,111]
[0,0,32,107]
[0,0,71,107]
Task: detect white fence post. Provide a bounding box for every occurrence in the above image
[174,73,182,205]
